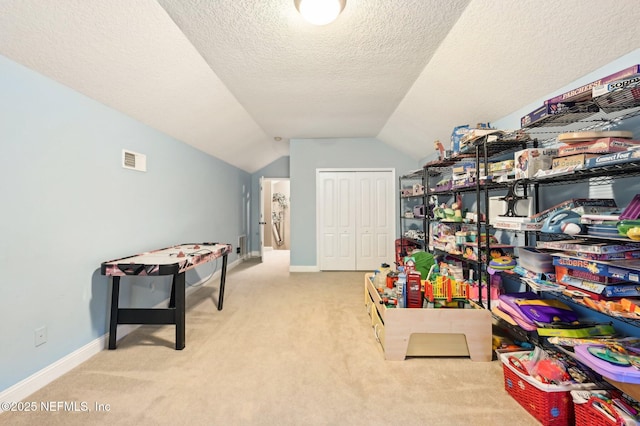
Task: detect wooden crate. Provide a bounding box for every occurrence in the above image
[364,273,492,361]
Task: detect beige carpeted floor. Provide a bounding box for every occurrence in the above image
[2,250,538,425]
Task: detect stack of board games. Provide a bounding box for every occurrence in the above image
[531,198,618,224]
[592,73,640,112]
[549,130,639,172]
[520,64,640,128]
[535,239,640,300]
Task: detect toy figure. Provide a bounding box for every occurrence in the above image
[464,246,476,260]
[434,140,445,161]
[451,202,463,222]
[490,247,505,259]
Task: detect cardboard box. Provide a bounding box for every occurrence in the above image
[552,255,640,283]
[585,149,640,168]
[558,137,640,156]
[513,148,558,179]
[520,101,598,128]
[536,239,640,254]
[593,75,640,112]
[545,64,640,104]
[552,153,599,169]
[531,198,617,223]
[489,160,514,172]
[452,176,476,189]
[491,220,543,231]
[451,162,475,175]
[592,74,640,97]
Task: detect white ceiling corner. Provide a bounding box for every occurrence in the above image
[1,0,639,172]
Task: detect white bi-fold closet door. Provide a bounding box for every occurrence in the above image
[317,169,395,271]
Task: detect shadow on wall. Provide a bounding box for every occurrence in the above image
[90,269,110,337]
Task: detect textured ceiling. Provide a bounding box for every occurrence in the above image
[0,0,638,172]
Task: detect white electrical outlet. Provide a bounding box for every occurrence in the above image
[35,326,47,346]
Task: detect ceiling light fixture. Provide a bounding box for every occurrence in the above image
[295,0,346,26]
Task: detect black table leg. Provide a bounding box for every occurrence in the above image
[108,276,120,350]
[175,272,185,350]
[168,275,176,308]
[217,254,228,311]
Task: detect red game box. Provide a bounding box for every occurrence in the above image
[558,137,640,157]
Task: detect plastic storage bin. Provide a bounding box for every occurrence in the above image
[500,351,594,426]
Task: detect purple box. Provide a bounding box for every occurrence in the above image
[544,64,640,105]
[520,101,598,128]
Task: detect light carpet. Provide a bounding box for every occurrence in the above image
[2,250,537,425]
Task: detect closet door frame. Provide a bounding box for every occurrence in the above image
[315,168,396,271]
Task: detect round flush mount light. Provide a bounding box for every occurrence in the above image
[295,0,346,26]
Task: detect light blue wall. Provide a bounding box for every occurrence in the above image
[289,138,418,267]
[249,156,290,253]
[0,55,250,392]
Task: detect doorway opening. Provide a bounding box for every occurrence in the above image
[260,178,290,263]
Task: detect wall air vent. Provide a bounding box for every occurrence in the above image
[122,149,147,172]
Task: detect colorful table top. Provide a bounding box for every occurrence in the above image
[101,242,232,276]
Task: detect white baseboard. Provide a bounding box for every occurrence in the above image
[0,258,241,409]
[0,335,106,411]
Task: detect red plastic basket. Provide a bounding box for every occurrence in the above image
[501,352,588,426]
[573,394,625,426]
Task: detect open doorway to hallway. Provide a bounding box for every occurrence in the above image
[261,248,290,265]
[260,178,290,262]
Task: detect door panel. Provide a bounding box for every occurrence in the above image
[355,171,393,271]
[318,170,393,271]
[319,172,356,270]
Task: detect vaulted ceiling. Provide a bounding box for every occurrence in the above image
[1,1,638,172]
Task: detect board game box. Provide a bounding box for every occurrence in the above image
[545,64,640,105]
[520,101,598,128]
[593,75,640,112]
[536,239,640,254]
[585,149,640,169]
[557,138,640,157]
[572,250,640,261]
[592,74,640,97]
[552,255,640,283]
[531,198,617,223]
[514,148,558,179]
[552,153,599,169]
